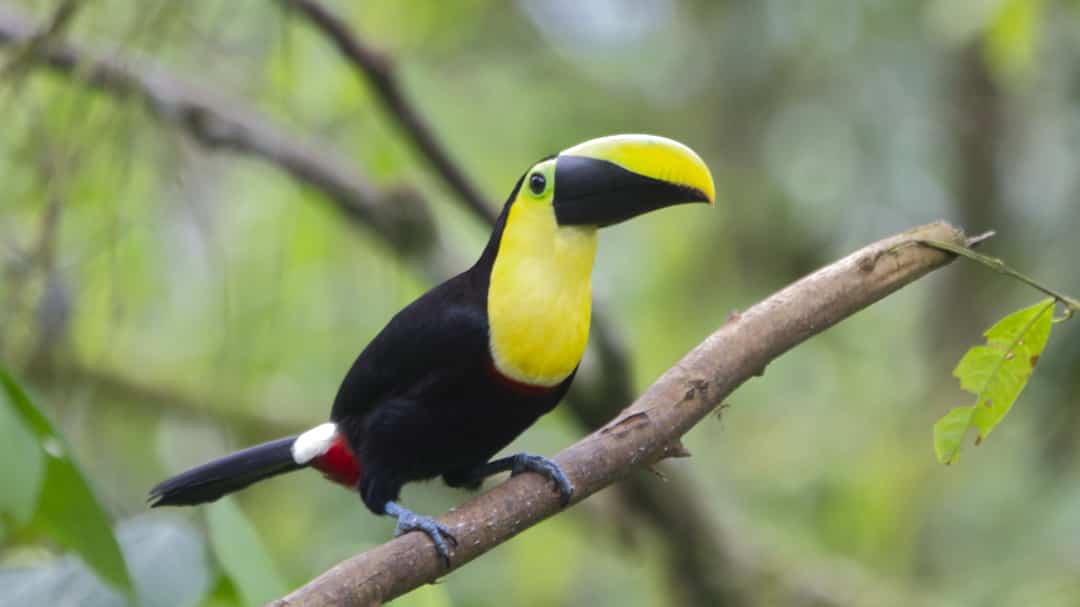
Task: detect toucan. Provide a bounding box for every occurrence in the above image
[149,134,715,564]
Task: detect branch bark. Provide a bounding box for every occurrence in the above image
[268,221,967,606]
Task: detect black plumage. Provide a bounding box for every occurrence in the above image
[331,177,574,515]
[149,436,302,506]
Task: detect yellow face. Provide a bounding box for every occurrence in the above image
[487,158,598,387]
[485,134,715,388]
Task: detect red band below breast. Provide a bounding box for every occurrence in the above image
[310,435,362,487]
[486,359,559,395]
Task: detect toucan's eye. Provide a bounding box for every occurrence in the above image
[528,173,546,195]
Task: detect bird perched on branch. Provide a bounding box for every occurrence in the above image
[149,134,715,564]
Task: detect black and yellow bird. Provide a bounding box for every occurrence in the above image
[149,134,715,563]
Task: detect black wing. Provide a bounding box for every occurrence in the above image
[329,270,490,421]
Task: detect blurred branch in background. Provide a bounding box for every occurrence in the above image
[271,221,967,606]
[29,359,300,440]
[277,0,498,224]
[617,478,938,607]
[0,2,77,361]
[0,0,80,79]
[0,3,440,265]
[23,173,67,370]
[934,43,1005,353]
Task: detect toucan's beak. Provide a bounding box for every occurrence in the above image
[552,134,715,228]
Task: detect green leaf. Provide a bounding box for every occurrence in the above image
[206,497,287,606]
[933,299,1054,464]
[933,405,975,465]
[0,389,44,524]
[33,456,134,596]
[0,369,133,596]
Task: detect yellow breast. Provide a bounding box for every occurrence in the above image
[488,199,598,387]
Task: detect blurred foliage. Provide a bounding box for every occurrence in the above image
[2,515,213,607]
[0,369,131,597]
[206,498,287,607]
[1,0,1080,606]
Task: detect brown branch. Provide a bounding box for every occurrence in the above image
[0,3,438,262]
[278,0,498,224]
[268,221,967,606]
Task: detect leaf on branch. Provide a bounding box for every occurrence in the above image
[933,298,1055,464]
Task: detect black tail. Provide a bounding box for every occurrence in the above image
[149,435,303,507]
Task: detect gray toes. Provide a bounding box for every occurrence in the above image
[511,454,574,507]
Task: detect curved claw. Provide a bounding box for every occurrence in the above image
[385,501,457,567]
[510,453,574,506]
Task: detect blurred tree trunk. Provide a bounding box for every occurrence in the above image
[934,43,1005,354]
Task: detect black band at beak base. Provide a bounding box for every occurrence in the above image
[552,156,710,228]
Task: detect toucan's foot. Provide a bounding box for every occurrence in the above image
[510,453,573,506]
[385,501,457,567]
[446,453,574,505]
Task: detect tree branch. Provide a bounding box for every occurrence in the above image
[0,3,438,261]
[27,358,303,440]
[0,0,80,78]
[277,0,498,224]
[268,221,967,606]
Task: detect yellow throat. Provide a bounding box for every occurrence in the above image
[488,197,598,387]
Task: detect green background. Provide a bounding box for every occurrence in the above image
[2,1,1080,605]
